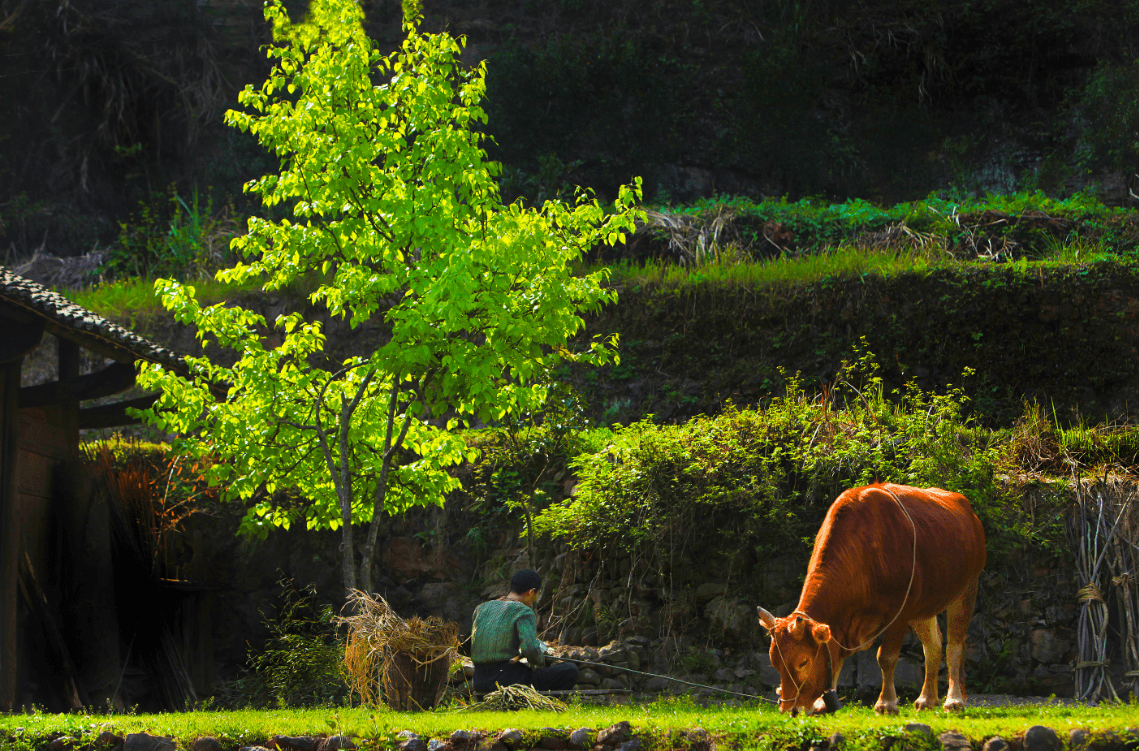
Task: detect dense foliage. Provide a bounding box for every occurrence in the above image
[535,345,1038,562]
[137,0,641,596]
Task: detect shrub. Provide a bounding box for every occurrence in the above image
[214,578,349,709]
[535,343,1018,561]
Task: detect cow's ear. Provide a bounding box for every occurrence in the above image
[811,622,832,644]
[757,607,777,631]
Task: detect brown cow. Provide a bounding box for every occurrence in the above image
[756,482,986,716]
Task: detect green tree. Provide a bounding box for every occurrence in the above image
[137,0,642,596]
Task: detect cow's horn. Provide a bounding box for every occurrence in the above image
[757,606,777,630]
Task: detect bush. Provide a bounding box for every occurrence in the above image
[535,343,1020,561]
[213,578,349,709]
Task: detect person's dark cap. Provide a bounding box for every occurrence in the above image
[510,569,542,594]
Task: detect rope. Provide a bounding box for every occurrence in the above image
[553,656,778,704]
[1078,583,1105,603]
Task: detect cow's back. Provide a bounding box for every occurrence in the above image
[800,483,986,624]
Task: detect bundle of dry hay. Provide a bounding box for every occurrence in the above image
[463,683,567,712]
[336,590,460,710]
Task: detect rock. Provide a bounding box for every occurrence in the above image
[751,651,781,687]
[596,722,632,746]
[893,655,923,688]
[397,733,419,742]
[125,734,176,751]
[576,668,602,685]
[694,582,727,605]
[51,739,69,750]
[598,642,628,661]
[1030,630,1070,664]
[829,733,845,749]
[713,668,736,683]
[1068,730,1088,750]
[905,725,933,740]
[937,732,972,751]
[616,741,641,751]
[538,729,568,749]
[425,742,443,751]
[1024,727,1061,751]
[317,737,355,751]
[96,733,124,750]
[624,650,642,671]
[644,677,672,692]
[981,738,1008,751]
[497,730,524,748]
[705,597,756,641]
[269,738,318,751]
[450,731,473,746]
[568,729,593,750]
[601,677,626,690]
[398,741,426,751]
[192,739,224,751]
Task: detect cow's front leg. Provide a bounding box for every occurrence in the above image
[874,630,906,715]
[910,616,942,710]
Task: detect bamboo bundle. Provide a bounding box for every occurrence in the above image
[336,590,459,710]
[1066,475,1137,703]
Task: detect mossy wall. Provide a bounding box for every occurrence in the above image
[578,263,1139,428]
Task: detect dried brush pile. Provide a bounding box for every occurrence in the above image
[336,590,460,710]
[462,683,567,712]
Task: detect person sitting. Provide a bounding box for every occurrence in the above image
[471,569,579,693]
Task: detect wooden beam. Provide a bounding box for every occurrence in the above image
[78,394,159,430]
[58,339,80,381]
[0,315,44,363]
[0,360,20,710]
[18,362,137,408]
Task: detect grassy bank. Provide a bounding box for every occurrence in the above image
[1,700,1137,751]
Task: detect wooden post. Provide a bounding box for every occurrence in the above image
[0,314,45,710]
[0,359,22,710]
[58,339,81,449]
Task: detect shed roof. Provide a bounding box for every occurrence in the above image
[0,266,187,373]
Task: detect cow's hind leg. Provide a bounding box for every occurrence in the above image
[874,628,906,715]
[944,576,979,711]
[910,616,942,711]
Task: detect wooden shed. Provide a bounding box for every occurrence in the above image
[0,265,193,711]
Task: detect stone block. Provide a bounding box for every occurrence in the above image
[1024,727,1061,751]
[937,732,972,751]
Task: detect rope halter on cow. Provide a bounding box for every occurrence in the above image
[763,485,919,714]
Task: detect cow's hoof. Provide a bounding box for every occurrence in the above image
[874,701,900,715]
[943,699,965,712]
[913,697,936,711]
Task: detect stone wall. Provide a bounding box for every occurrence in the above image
[49,469,1126,708]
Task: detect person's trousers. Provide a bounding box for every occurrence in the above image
[472,660,579,693]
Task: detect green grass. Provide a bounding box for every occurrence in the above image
[1,700,1136,749]
[598,246,944,290]
[67,276,258,317]
[68,270,330,320]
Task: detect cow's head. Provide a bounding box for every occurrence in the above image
[757,606,842,716]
